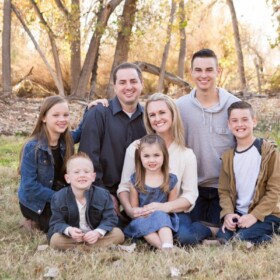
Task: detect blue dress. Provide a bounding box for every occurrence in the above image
[124,173,179,238]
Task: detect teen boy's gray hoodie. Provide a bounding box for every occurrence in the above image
[176,88,240,189]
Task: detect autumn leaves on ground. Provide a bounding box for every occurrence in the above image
[0,113,279,279]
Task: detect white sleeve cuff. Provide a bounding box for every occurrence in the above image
[64,226,71,236]
[94,228,107,237]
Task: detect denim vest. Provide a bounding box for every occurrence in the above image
[18,138,67,214]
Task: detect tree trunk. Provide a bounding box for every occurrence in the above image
[177,0,186,79]
[70,0,81,93]
[12,4,62,93]
[71,0,123,99]
[54,0,81,94]
[106,0,138,98]
[30,0,65,96]
[2,0,12,97]
[226,0,247,95]
[158,0,176,92]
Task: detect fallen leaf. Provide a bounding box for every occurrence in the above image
[246,242,254,250]
[118,243,136,253]
[170,267,180,278]
[43,267,59,278]
[37,245,49,251]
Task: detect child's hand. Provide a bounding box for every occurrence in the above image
[130,207,151,218]
[69,227,84,242]
[238,214,257,228]
[83,230,102,244]
[88,99,109,109]
[222,213,240,233]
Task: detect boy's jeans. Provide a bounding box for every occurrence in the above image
[217,214,280,244]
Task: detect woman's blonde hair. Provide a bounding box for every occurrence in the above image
[19,96,74,173]
[135,134,170,193]
[143,93,185,148]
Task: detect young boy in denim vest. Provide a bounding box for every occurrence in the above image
[48,152,124,250]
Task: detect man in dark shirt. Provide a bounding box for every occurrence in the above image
[79,63,146,197]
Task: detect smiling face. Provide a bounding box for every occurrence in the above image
[113,68,143,112]
[65,157,96,191]
[228,108,257,141]
[191,57,220,92]
[42,102,70,140]
[146,100,173,136]
[140,143,164,173]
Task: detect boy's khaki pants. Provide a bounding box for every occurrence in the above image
[50,227,124,251]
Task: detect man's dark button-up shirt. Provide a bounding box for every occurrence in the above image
[79,97,146,195]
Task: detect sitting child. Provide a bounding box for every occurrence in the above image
[217,101,280,244]
[48,152,124,250]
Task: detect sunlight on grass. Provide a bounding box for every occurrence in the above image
[0,136,25,168]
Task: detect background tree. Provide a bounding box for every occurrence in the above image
[54,0,81,94]
[177,0,187,79]
[158,0,176,92]
[226,0,247,95]
[72,0,123,98]
[1,0,12,98]
[106,0,138,98]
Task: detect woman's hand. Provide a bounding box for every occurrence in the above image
[143,202,170,213]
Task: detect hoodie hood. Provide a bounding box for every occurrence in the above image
[190,88,234,113]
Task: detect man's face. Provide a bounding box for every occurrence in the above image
[191,57,220,92]
[113,68,143,110]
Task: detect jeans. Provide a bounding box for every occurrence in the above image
[190,186,221,226]
[216,214,280,244]
[174,213,212,245]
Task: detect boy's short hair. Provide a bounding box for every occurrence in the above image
[227,101,255,119]
[66,152,93,172]
[191,49,218,68]
[112,62,143,84]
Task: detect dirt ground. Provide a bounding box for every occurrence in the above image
[0,97,86,136]
[0,96,279,136]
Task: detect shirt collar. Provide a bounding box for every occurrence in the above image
[111,96,144,118]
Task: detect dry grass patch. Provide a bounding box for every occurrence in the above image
[0,136,279,280]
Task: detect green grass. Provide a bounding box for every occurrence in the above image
[0,136,24,168]
[0,135,279,279]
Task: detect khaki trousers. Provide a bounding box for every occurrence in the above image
[50,227,124,251]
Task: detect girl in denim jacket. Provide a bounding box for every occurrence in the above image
[18,96,82,232]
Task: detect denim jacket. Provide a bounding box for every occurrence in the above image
[18,128,81,215]
[48,185,118,240]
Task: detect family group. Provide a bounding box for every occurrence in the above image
[18,49,280,251]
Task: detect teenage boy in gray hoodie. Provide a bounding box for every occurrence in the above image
[176,49,240,244]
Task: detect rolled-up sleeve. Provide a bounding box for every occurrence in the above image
[117,140,138,196]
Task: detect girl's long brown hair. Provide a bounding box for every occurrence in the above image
[19,96,74,174]
[134,134,170,193]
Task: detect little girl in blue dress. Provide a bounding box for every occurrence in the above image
[124,134,179,249]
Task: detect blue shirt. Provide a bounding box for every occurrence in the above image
[79,97,146,194]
